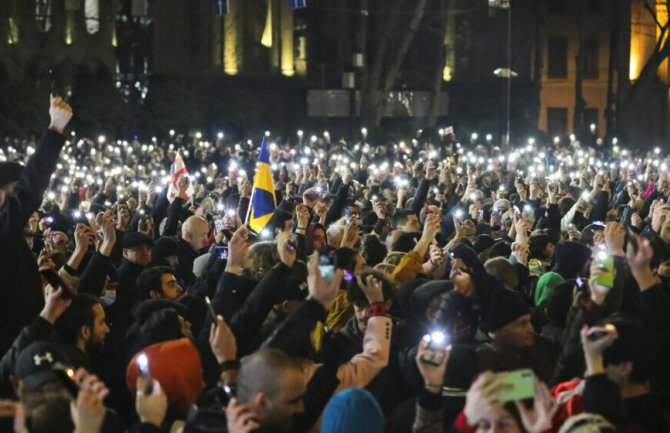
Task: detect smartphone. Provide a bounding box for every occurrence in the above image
[319,254,335,283]
[494,369,535,403]
[205,296,216,317]
[40,268,77,299]
[218,383,236,407]
[344,208,352,224]
[215,246,228,260]
[136,353,153,394]
[593,252,614,289]
[419,331,449,367]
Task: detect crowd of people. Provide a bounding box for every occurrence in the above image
[0,95,669,433]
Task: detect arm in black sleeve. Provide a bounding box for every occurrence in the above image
[325,183,350,226]
[0,129,65,244]
[640,188,661,219]
[150,194,169,239]
[109,229,125,267]
[546,203,561,229]
[211,271,242,321]
[590,191,609,222]
[230,263,293,353]
[553,303,604,384]
[261,299,326,358]
[640,284,670,401]
[411,179,431,217]
[329,176,342,195]
[77,252,112,296]
[162,197,184,236]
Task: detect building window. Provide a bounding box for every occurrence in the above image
[547,107,568,137]
[584,35,599,79]
[549,0,568,13]
[584,108,599,132]
[547,36,568,78]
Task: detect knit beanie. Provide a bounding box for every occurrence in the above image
[321,388,384,433]
[534,271,566,306]
[126,338,203,417]
[481,289,530,333]
[0,161,23,188]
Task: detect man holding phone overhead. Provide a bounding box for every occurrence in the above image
[0,94,72,356]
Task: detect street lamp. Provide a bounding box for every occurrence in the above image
[491,0,513,149]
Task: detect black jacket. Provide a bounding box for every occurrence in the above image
[0,129,65,355]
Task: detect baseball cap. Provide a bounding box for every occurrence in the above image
[14,342,75,391]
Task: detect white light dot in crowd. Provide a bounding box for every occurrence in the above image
[569,134,576,141]
[310,135,317,143]
[98,135,105,144]
[261,229,271,239]
[323,131,330,138]
[655,147,660,154]
[246,140,252,146]
[73,210,81,218]
[218,132,224,139]
[47,192,55,200]
[151,137,157,143]
[486,134,493,141]
[662,163,668,171]
[438,128,445,136]
[61,185,68,192]
[86,212,94,220]
[361,127,368,136]
[196,132,203,139]
[170,130,175,136]
[590,124,596,132]
[471,133,478,140]
[297,130,304,137]
[265,130,271,137]
[554,136,560,144]
[613,146,619,153]
[155,186,163,193]
[612,137,618,144]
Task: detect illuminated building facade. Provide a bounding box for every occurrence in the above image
[537,0,670,144]
[0,0,117,93]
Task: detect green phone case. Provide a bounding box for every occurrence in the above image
[594,256,614,289]
[496,369,535,403]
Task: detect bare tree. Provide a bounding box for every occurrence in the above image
[360,0,429,127]
[623,0,670,102]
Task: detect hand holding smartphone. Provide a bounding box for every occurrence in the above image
[40,268,77,299]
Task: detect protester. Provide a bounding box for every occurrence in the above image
[1,94,670,433]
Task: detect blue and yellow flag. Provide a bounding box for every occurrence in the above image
[248,137,276,234]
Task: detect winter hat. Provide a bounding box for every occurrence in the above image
[408,280,452,324]
[484,257,518,289]
[553,241,592,280]
[152,237,179,260]
[481,289,530,333]
[534,272,565,306]
[321,388,384,433]
[472,234,495,254]
[0,161,23,188]
[126,338,203,417]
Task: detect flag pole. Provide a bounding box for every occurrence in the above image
[244,184,255,228]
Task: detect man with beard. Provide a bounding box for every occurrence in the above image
[54,293,111,369]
